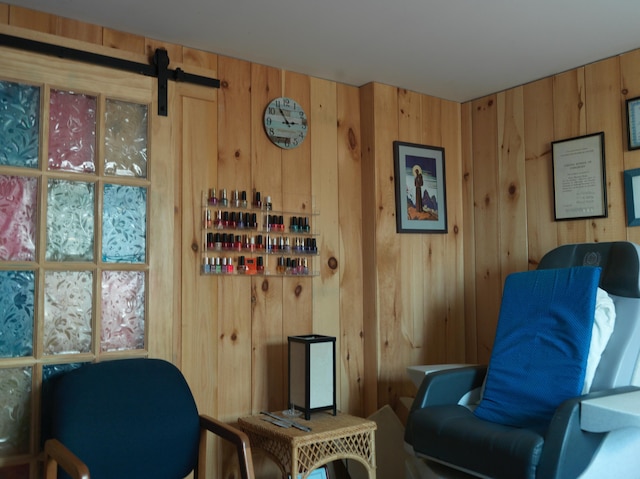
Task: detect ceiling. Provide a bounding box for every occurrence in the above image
[5,0,640,102]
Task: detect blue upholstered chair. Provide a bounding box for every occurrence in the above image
[42,358,254,479]
[404,242,640,479]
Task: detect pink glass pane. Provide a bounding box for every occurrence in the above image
[0,175,37,261]
[101,271,145,352]
[44,271,93,355]
[48,89,96,173]
[0,367,31,457]
[104,99,148,177]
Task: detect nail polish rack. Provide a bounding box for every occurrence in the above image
[200,189,319,277]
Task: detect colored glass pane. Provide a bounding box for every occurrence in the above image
[48,89,96,173]
[46,180,95,261]
[0,175,37,261]
[102,184,146,263]
[0,80,40,168]
[0,367,31,457]
[104,99,148,177]
[101,270,145,352]
[0,271,34,358]
[44,271,93,355]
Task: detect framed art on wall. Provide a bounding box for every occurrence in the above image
[393,141,447,233]
[552,132,607,221]
[624,168,640,226]
[626,96,640,151]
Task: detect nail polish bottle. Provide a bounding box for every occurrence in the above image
[202,256,210,274]
[207,232,214,250]
[302,258,309,275]
[214,257,221,274]
[237,256,247,274]
[257,256,265,273]
[254,191,262,209]
[250,213,258,229]
[303,217,310,233]
[222,211,229,228]
[276,256,285,274]
[241,191,248,208]
[205,208,211,228]
[265,195,272,211]
[249,236,256,252]
[256,234,264,250]
[234,235,242,251]
[209,188,217,206]
[220,189,228,206]
[214,210,222,228]
[290,216,298,232]
[232,189,240,208]
[227,257,234,274]
[213,233,222,251]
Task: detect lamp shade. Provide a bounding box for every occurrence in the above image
[288,335,336,420]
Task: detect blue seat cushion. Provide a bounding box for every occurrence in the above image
[474,266,600,428]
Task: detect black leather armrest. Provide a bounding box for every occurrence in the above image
[538,385,640,479]
[410,365,487,412]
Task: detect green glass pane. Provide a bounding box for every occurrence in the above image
[46,180,95,261]
[0,367,31,457]
[0,270,34,358]
[104,99,148,178]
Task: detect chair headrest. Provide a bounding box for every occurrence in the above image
[538,242,640,298]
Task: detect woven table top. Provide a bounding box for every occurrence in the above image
[238,411,376,446]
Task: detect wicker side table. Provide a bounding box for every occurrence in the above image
[238,412,376,479]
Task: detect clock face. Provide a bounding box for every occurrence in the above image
[263,97,308,149]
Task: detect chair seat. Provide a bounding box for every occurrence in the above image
[408,405,544,479]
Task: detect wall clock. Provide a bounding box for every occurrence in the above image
[263,97,308,149]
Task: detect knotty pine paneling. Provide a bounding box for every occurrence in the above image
[523,76,557,268]
[337,82,365,416]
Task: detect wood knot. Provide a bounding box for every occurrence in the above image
[328,257,338,270]
[508,183,517,196]
[348,128,358,150]
[235,149,241,158]
[191,242,199,252]
[261,279,269,292]
[231,332,238,341]
[221,80,229,88]
[622,88,629,95]
[294,284,303,296]
[453,225,459,234]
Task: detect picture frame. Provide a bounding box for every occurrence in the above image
[624,168,640,226]
[393,141,447,233]
[626,96,640,151]
[551,132,607,221]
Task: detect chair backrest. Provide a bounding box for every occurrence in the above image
[538,241,640,391]
[43,358,201,479]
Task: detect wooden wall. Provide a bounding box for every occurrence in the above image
[465,51,640,364]
[4,1,640,475]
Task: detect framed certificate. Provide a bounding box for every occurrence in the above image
[552,132,607,221]
[626,96,640,151]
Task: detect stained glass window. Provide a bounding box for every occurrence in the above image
[0,271,34,358]
[44,271,93,355]
[102,184,147,263]
[0,175,37,262]
[101,270,145,351]
[104,99,148,177]
[46,180,95,261]
[0,80,40,168]
[48,89,96,173]
[0,73,150,476]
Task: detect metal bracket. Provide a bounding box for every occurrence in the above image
[0,33,220,116]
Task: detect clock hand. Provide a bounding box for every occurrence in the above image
[279,107,292,127]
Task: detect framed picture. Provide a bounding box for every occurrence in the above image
[393,141,447,233]
[551,132,607,221]
[624,168,640,226]
[626,96,640,151]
